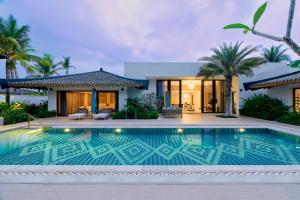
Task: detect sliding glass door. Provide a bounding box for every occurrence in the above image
[181,80,201,112]
[157,80,226,113]
[57,91,118,116]
[202,80,226,113]
[202,81,213,112]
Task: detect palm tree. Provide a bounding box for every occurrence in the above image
[198,42,265,117]
[0,15,38,104]
[61,56,75,75]
[28,54,61,78]
[262,45,291,63]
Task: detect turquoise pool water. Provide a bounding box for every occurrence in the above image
[0,128,299,165]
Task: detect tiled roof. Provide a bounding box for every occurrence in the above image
[244,70,300,90]
[0,69,148,89]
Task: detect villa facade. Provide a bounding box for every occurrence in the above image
[124,62,239,114]
[0,62,299,115]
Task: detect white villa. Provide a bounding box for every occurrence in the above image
[0,62,299,115]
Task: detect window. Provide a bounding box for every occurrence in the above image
[66,92,91,114]
[98,92,118,112]
[294,89,300,112]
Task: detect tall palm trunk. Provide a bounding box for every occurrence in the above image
[5,58,11,105]
[225,75,233,117]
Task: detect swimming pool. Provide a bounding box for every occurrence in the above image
[0,128,299,165]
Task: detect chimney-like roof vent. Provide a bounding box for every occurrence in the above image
[100,67,103,71]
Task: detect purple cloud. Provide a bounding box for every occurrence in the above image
[0,0,298,78]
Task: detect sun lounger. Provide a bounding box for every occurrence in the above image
[68,113,87,120]
[93,109,111,120]
[68,108,88,120]
[93,113,110,120]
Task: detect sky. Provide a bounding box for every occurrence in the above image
[0,0,299,77]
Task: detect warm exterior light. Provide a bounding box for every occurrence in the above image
[177,128,183,133]
[239,128,245,132]
[64,128,71,132]
[115,128,122,133]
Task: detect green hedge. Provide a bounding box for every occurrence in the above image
[240,94,288,120]
[278,112,300,126]
[0,101,56,125]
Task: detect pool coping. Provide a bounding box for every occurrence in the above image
[1,165,300,184]
[50,124,300,137]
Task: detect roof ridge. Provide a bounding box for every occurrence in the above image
[244,70,300,90]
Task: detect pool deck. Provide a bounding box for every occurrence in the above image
[1,114,299,135]
[0,114,300,199]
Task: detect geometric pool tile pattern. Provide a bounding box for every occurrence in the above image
[0,128,300,165]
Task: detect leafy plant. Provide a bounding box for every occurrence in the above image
[289,60,300,68]
[112,96,160,120]
[224,2,267,33]
[224,0,300,58]
[0,101,55,125]
[240,94,288,120]
[278,112,300,126]
[61,56,75,75]
[28,54,61,78]
[0,15,39,104]
[262,45,291,63]
[198,42,265,117]
[111,111,126,119]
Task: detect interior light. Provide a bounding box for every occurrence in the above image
[64,128,71,132]
[239,128,245,132]
[115,128,122,133]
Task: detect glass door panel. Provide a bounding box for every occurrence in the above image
[170,81,180,108]
[66,92,91,114]
[203,81,213,112]
[181,80,201,112]
[215,81,225,112]
[294,89,300,112]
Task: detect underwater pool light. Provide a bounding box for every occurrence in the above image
[64,128,71,132]
[239,128,245,132]
[115,128,122,133]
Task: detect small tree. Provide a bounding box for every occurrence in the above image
[28,54,61,78]
[262,45,291,63]
[198,42,265,117]
[61,56,75,75]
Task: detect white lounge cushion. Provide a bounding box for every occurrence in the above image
[93,113,110,119]
[68,113,87,119]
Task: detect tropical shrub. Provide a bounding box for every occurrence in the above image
[278,112,300,126]
[0,101,56,125]
[138,110,160,119]
[111,111,126,119]
[140,92,163,112]
[112,95,160,120]
[2,108,28,125]
[240,94,288,120]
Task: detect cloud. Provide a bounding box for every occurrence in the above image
[0,0,298,78]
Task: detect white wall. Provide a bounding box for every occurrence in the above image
[125,62,206,79]
[268,83,300,108]
[239,62,299,107]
